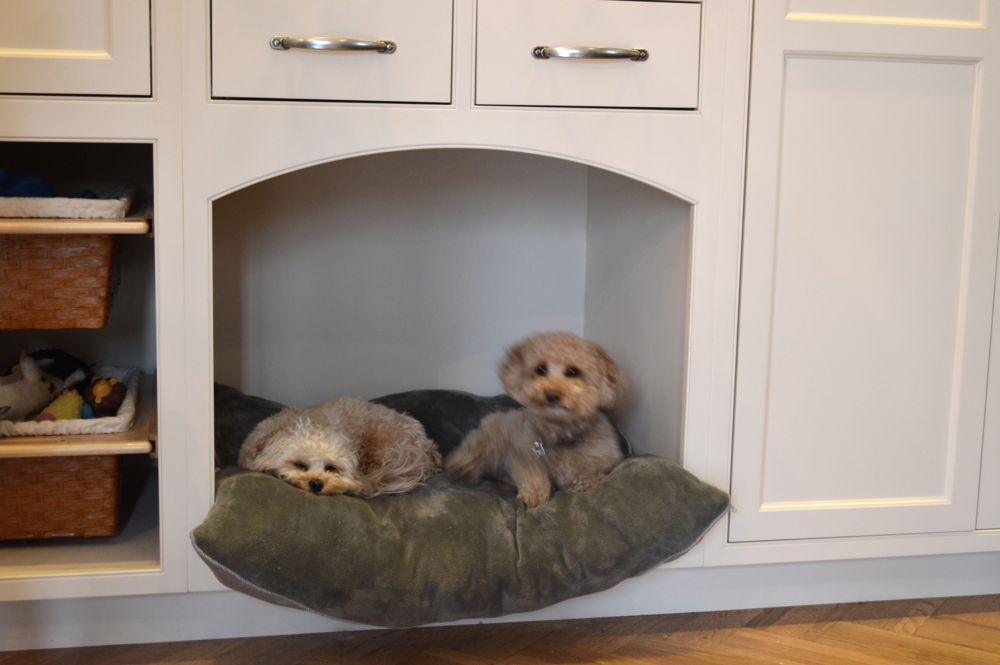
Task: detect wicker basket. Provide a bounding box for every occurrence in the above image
[0,455,122,539]
[0,234,120,330]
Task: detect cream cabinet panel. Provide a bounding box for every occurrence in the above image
[0,0,151,96]
[475,0,701,109]
[211,0,453,104]
[979,262,1000,530]
[786,0,982,25]
[730,1,1000,542]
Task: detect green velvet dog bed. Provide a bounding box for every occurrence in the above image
[192,385,730,628]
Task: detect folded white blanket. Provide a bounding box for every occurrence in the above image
[0,182,137,219]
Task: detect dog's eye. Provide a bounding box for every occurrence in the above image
[292,462,308,471]
[535,365,548,376]
[324,465,339,474]
[565,367,581,378]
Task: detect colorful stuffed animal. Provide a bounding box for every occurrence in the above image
[34,389,85,422]
[84,375,127,416]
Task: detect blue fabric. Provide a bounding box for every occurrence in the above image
[0,170,55,198]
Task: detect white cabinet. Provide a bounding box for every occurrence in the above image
[0,0,151,97]
[0,2,187,606]
[730,0,1000,543]
[980,258,1000,530]
[475,0,701,109]
[4,0,1000,651]
[211,0,454,104]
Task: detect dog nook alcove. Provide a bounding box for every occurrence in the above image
[212,148,691,464]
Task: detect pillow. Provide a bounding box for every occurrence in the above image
[370,389,631,458]
[192,385,729,628]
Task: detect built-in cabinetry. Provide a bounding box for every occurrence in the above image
[0,1,186,607]
[211,0,454,104]
[0,0,151,97]
[730,0,1000,544]
[1,0,999,651]
[0,141,160,579]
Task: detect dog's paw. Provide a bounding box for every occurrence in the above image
[517,481,551,508]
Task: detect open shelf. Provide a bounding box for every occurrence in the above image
[0,140,162,587]
[0,464,160,578]
[0,374,156,459]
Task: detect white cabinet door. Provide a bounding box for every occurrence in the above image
[0,0,151,97]
[731,0,1000,542]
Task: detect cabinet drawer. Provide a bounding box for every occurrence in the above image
[0,0,151,97]
[212,0,453,104]
[476,0,701,110]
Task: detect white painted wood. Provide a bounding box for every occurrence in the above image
[584,167,691,461]
[0,0,189,601]
[979,258,1000,529]
[475,0,701,109]
[0,0,151,97]
[731,1,1000,543]
[3,550,1000,652]
[787,0,984,26]
[2,0,1000,647]
[184,0,753,593]
[211,0,454,104]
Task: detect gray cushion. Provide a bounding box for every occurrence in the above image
[192,386,729,628]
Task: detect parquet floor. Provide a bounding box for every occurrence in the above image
[3,594,999,664]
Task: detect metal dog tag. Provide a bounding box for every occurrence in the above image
[532,441,546,457]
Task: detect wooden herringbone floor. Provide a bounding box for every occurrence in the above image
[3,594,999,664]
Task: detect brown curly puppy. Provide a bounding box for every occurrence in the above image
[445,332,628,507]
[239,397,441,497]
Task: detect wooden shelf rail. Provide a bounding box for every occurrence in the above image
[0,199,154,235]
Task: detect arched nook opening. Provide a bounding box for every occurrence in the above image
[212,148,691,461]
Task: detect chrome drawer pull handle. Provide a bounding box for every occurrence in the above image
[531,46,648,61]
[270,36,397,54]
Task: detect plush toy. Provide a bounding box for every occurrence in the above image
[0,357,59,421]
[34,389,85,422]
[84,375,127,416]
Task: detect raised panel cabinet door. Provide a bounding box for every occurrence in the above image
[731,0,1000,542]
[0,0,151,97]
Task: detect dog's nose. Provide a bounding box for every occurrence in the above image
[309,479,324,493]
[546,392,561,404]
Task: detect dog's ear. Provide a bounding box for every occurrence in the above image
[499,341,528,396]
[239,429,278,468]
[594,345,629,407]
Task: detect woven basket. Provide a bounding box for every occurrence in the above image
[0,455,122,539]
[0,234,120,330]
